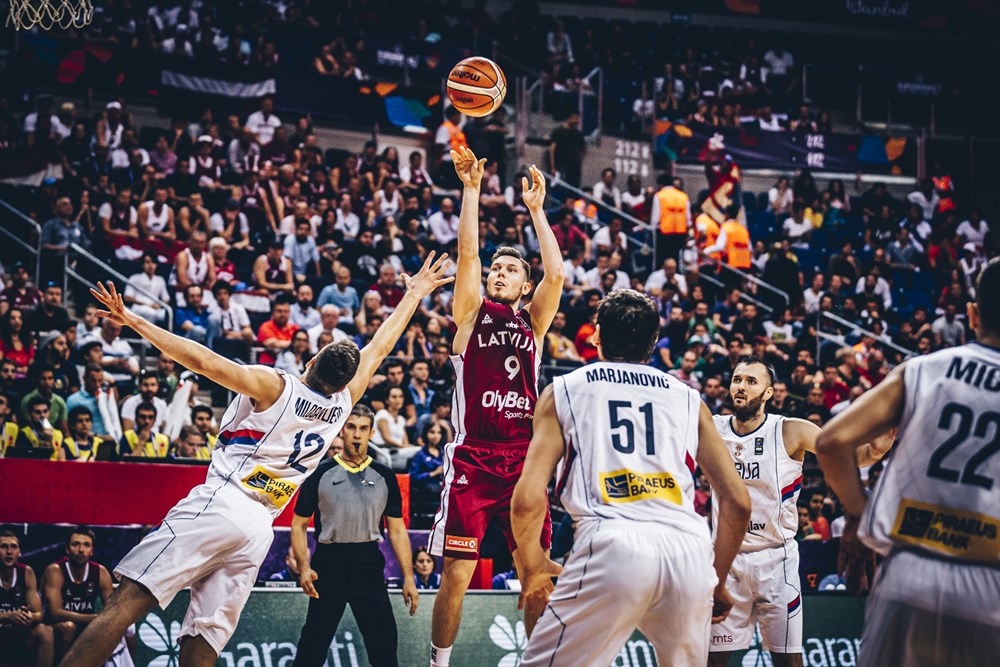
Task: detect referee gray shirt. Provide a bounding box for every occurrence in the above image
[294,455,403,543]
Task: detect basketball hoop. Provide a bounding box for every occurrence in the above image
[6,0,93,30]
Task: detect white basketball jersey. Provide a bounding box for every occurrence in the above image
[712,413,801,551]
[861,342,1000,564]
[208,370,352,517]
[552,361,707,537]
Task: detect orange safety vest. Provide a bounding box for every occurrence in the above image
[656,187,689,235]
[572,199,598,222]
[443,120,467,152]
[695,213,721,261]
[722,219,751,269]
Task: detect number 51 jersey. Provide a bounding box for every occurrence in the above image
[861,342,1000,564]
[209,369,352,517]
[552,361,707,537]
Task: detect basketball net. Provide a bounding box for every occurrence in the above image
[6,0,93,30]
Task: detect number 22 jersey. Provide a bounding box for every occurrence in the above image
[210,369,352,517]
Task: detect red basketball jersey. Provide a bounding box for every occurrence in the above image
[451,299,540,445]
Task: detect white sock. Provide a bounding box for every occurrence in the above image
[430,643,452,667]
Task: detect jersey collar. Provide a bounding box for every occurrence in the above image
[335,454,373,473]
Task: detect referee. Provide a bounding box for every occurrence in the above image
[291,404,418,667]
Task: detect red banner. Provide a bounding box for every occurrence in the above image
[0,459,409,528]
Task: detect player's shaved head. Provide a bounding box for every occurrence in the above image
[596,289,659,363]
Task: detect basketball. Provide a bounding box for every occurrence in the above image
[446,56,507,117]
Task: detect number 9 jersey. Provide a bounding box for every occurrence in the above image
[861,342,1000,564]
[210,369,353,517]
[551,360,706,537]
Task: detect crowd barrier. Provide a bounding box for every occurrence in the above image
[131,589,866,667]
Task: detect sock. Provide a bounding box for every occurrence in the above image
[430,643,452,667]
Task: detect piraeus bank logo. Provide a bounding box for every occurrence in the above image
[242,466,297,507]
[600,469,682,505]
[891,498,1000,562]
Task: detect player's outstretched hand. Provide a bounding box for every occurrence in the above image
[521,165,547,212]
[401,250,454,299]
[711,583,735,623]
[299,566,320,599]
[838,514,876,594]
[402,578,419,616]
[90,281,139,329]
[517,557,563,612]
[451,146,485,190]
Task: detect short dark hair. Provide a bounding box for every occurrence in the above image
[191,405,212,420]
[211,280,232,297]
[490,246,530,278]
[735,355,776,386]
[28,395,49,411]
[68,406,92,424]
[0,530,19,544]
[348,403,375,426]
[136,400,157,416]
[596,289,659,363]
[309,340,361,394]
[976,259,1000,334]
[66,525,95,547]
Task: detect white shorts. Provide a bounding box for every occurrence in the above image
[710,543,802,654]
[859,549,1000,667]
[522,520,717,667]
[115,482,274,654]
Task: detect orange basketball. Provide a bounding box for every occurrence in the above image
[446,56,507,117]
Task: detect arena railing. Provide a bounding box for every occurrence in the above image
[816,310,914,364]
[696,256,791,312]
[0,197,42,286]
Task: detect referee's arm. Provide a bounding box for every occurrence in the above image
[386,517,418,615]
[292,469,321,598]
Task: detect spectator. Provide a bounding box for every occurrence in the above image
[0,308,34,379]
[427,197,459,248]
[802,273,825,315]
[756,106,783,132]
[407,359,436,423]
[62,406,109,460]
[400,150,433,191]
[39,196,89,274]
[14,396,63,458]
[409,419,445,512]
[118,400,170,457]
[176,284,211,344]
[27,330,76,398]
[886,227,923,271]
[120,371,169,432]
[855,269,893,311]
[669,349,703,391]
[650,175,691,265]
[317,267,360,331]
[544,310,585,366]
[767,176,794,216]
[149,133,179,176]
[426,343,455,396]
[290,284,320,330]
[932,304,966,348]
[253,239,295,297]
[169,424,210,459]
[546,19,574,64]
[956,209,989,250]
[819,362,849,409]
[412,547,441,590]
[137,186,177,244]
[275,329,312,375]
[19,364,68,434]
[173,230,216,306]
[257,295,299,365]
[66,364,112,438]
[435,106,466,189]
[906,178,938,221]
[27,281,70,335]
[306,305,350,354]
[592,168,621,209]
[549,112,585,188]
[644,257,689,300]
[246,95,282,146]
[701,376,725,414]
[333,192,361,241]
[806,489,831,541]
[370,264,404,314]
[795,503,820,541]
[767,381,799,416]
[0,263,42,317]
[371,386,418,471]
[124,253,170,325]
[590,217,628,260]
[782,202,812,248]
[190,404,217,449]
[208,281,253,361]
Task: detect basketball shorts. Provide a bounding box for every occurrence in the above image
[429,440,552,560]
[710,543,802,654]
[522,520,716,667]
[115,482,274,654]
[859,549,1000,667]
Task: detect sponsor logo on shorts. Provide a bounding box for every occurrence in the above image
[890,498,1000,562]
[600,468,682,505]
[455,474,469,485]
[445,535,479,553]
[241,465,298,508]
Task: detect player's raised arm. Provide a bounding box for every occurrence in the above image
[511,384,565,610]
[816,363,907,518]
[90,281,287,410]
[695,401,751,622]
[347,252,453,404]
[522,165,565,337]
[451,146,486,331]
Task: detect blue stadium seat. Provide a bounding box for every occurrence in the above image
[905,290,933,311]
[742,192,757,212]
[912,271,935,294]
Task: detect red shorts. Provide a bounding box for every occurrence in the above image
[429,439,552,560]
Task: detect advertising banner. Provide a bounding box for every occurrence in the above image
[132,590,866,667]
